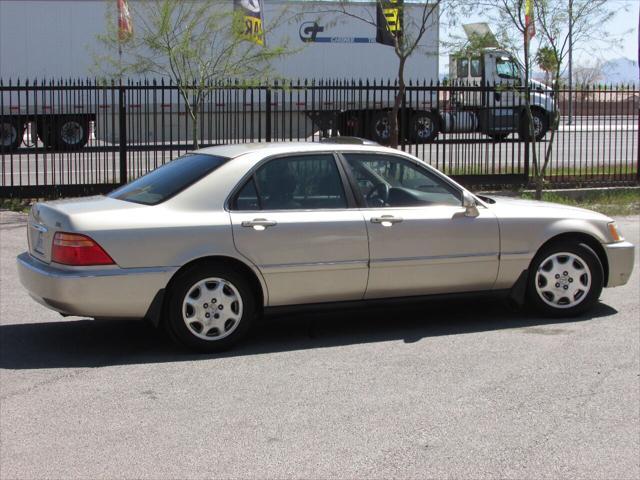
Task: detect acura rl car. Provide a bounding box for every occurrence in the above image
[17,140,635,352]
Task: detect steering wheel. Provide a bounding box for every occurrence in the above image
[366,182,390,206]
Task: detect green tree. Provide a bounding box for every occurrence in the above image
[471,0,628,199]
[324,0,447,148]
[535,45,557,85]
[94,0,291,148]
[532,0,625,198]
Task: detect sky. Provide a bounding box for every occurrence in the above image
[439,0,640,75]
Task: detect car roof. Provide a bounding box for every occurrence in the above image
[195,141,403,160]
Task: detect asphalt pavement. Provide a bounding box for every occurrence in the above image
[0,211,638,479]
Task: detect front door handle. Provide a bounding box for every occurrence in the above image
[370,215,403,226]
[241,218,277,230]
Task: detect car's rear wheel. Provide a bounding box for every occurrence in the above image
[165,264,256,352]
[527,241,603,317]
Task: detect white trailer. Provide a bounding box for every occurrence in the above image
[0,0,440,150]
[0,0,439,81]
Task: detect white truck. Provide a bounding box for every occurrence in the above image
[310,48,557,144]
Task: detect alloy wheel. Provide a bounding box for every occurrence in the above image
[535,252,592,309]
[182,277,243,340]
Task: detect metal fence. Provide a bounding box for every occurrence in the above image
[1,78,638,198]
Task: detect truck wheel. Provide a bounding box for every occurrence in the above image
[0,119,24,152]
[57,118,89,150]
[410,112,439,143]
[519,109,549,141]
[370,111,391,144]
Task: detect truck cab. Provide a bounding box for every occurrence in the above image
[449,49,556,140]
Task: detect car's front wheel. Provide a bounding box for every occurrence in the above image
[165,264,257,352]
[527,241,603,317]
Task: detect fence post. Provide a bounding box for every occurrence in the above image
[400,79,406,151]
[265,86,272,142]
[637,102,640,182]
[118,85,127,185]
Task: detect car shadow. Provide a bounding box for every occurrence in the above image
[0,298,618,370]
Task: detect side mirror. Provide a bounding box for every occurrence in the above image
[462,191,479,217]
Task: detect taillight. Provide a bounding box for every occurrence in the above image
[51,232,115,266]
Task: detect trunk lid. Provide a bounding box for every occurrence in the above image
[27,196,141,264]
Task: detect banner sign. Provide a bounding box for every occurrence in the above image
[234,0,265,46]
[376,0,403,46]
[117,0,133,42]
[525,0,535,40]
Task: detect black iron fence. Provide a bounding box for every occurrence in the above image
[1,78,638,198]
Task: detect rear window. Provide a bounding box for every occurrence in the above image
[109,153,229,205]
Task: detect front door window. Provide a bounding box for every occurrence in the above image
[343,153,461,208]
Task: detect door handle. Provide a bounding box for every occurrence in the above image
[241,218,277,230]
[370,215,403,226]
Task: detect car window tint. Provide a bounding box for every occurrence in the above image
[109,153,228,205]
[343,154,461,208]
[250,154,347,210]
[234,178,261,210]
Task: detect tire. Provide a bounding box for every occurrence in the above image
[370,111,391,144]
[164,264,257,352]
[0,119,24,152]
[57,117,89,150]
[527,241,603,317]
[410,111,439,143]
[519,108,549,141]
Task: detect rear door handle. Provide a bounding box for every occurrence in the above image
[241,218,277,229]
[370,215,403,226]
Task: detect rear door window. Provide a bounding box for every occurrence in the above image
[232,154,348,210]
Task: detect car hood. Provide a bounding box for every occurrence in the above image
[479,195,611,221]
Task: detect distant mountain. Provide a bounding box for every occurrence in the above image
[601,57,639,85]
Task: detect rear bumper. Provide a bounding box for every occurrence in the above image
[17,252,176,318]
[603,241,635,287]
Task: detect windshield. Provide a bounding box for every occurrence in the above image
[496,57,521,80]
[109,153,229,205]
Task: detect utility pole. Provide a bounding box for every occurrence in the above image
[568,0,573,125]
